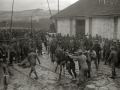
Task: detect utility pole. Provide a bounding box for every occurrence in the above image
[31,16,33,34]
[31,15,34,47]
[31,16,33,38]
[58,0,59,12]
[10,0,14,38]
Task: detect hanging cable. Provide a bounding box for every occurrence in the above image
[46,0,56,33]
[10,0,15,39]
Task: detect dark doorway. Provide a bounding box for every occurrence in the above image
[76,20,85,39]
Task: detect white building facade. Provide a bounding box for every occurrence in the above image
[55,16,120,39]
[53,0,120,39]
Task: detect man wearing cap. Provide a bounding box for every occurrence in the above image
[0,56,9,89]
[14,41,21,63]
[69,50,88,84]
[28,48,41,79]
[93,40,101,65]
[83,48,91,77]
[0,59,4,89]
[104,41,111,65]
[65,52,77,79]
[36,38,42,55]
[112,40,119,54]
[117,39,120,67]
[50,36,57,62]
[89,48,98,70]
[107,46,118,79]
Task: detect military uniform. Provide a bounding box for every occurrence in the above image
[107,47,118,78]
[93,40,101,65]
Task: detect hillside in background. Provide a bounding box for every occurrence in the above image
[0,9,58,21]
[0,9,58,29]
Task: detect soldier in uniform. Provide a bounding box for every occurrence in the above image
[107,46,118,79]
[89,48,98,70]
[62,37,69,51]
[36,38,42,55]
[50,35,57,62]
[69,50,88,84]
[111,40,120,67]
[8,42,15,66]
[104,40,111,65]
[93,40,101,65]
[14,41,21,63]
[69,37,74,53]
[23,41,30,58]
[117,40,120,66]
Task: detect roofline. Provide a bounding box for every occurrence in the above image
[52,14,120,19]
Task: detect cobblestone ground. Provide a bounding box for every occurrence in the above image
[5,44,120,90]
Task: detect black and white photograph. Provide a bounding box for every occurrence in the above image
[0,0,120,90]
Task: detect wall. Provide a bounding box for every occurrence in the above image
[56,17,90,37]
[57,19,71,36]
[70,17,89,37]
[92,17,114,39]
[56,17,118,39]
[117,17,120,39]
[85,17,89,35]
[71,19,76,36]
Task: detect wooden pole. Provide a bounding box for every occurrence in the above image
[31,16,33,35]
[58,0,59,12]
[31,16,34,47]
[8,0,14,65]
[10,0,14,37]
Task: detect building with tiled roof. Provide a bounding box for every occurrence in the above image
[53,0,120,39]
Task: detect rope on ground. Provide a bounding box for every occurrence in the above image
[36,64,72,80]
[12,67,50,90]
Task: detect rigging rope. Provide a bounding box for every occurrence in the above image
[46,0,56,33]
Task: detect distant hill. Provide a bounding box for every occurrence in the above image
[0,9,58,29]
[0,9,58,22]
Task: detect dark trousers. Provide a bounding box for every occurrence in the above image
[15,53,20,63]
[9,52,14,65]
[103,50,105,60]
[105,52,110,64]
[86,60,91,76]
[111,63,116,77]
[51,52,55,62]
[38,47,42,55]
[96,52,100,65]
[118,54,120,66]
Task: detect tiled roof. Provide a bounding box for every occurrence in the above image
[53,0,120,18]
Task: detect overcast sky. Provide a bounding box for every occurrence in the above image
[0,0,78,11]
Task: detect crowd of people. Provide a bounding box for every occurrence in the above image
[48,33,120,83]
[0,28,120,87]
[0,28,46,89]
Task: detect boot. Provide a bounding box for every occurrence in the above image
[110,71,115,79]
[114,69,117,76]
[87,70,91,78]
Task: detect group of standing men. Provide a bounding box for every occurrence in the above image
[0,27,120,85]
[48,33,120,83]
